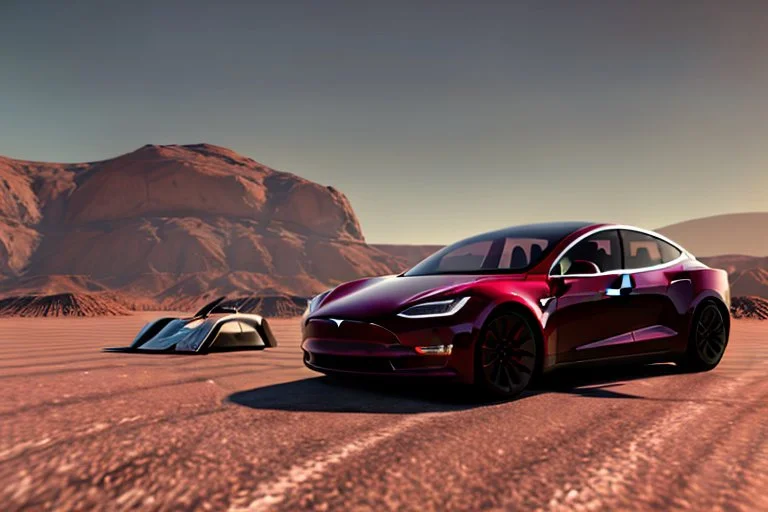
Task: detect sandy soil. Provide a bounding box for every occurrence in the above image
[1,314,766,511]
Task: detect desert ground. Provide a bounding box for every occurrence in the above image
[1,314,766,511]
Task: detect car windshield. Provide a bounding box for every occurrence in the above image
[405,223,588,276]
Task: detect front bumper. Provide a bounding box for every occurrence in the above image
[303,338,458,378]
[301,317,475,382]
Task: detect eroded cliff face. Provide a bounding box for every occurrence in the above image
[0,144,406,308]
[0,155,45,277]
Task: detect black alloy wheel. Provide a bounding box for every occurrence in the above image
[682,301,729,372]
[694,303,728,366]
[476,312,538,397]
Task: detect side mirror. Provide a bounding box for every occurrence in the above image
[566,260,600,275]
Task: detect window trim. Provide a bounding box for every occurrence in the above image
[548,225,690,278]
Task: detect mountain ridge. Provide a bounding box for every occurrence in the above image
[0,144,409,309]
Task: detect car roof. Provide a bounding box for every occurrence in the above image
[558,223,689,253]
[469,221,599,242]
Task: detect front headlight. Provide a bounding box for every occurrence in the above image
[305,289,332,316]
[397,297,470,319]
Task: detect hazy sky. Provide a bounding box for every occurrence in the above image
[2,1,767,244]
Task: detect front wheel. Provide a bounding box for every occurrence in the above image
[679,301,729,372]
[475,311,538,398]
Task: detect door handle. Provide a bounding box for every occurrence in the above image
[606,274,633,297]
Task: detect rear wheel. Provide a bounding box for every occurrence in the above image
[680,301,729,372]
[475,310,538,398]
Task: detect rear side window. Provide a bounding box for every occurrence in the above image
[659,239,682,263]
[621,230,681,269]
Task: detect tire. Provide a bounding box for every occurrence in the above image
[474,309,539,398]
[679,300,729,372]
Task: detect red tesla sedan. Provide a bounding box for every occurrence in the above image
[301,222,731,397]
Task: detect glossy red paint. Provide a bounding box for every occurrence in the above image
[301,223,731,390]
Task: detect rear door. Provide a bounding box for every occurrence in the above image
[615,229,688,353]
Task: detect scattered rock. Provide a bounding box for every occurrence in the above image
[0,293,131,317]
[730,296,768,320]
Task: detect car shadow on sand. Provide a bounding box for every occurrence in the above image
[227,363,681,414]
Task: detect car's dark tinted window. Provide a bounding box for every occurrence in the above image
[621,230,680,268]
[552,230,621,275]
[426,237,551,273]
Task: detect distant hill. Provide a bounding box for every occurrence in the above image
[657,213,768,257]
[221,295,307,318]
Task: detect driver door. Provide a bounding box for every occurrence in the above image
[547,229,637,363]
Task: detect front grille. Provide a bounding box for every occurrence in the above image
[307,353,394,373]
[305,319,399,345]
[390,356,447,371]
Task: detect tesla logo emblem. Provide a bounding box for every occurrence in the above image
[539,297,555,308]
[329,318,344,327]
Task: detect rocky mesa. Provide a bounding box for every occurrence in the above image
[0,144,410,311]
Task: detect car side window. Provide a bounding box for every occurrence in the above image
[620,230,680,269]
[552,230,622,275]
[659,239,682,263]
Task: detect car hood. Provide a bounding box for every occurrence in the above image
[312,274,505,319]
